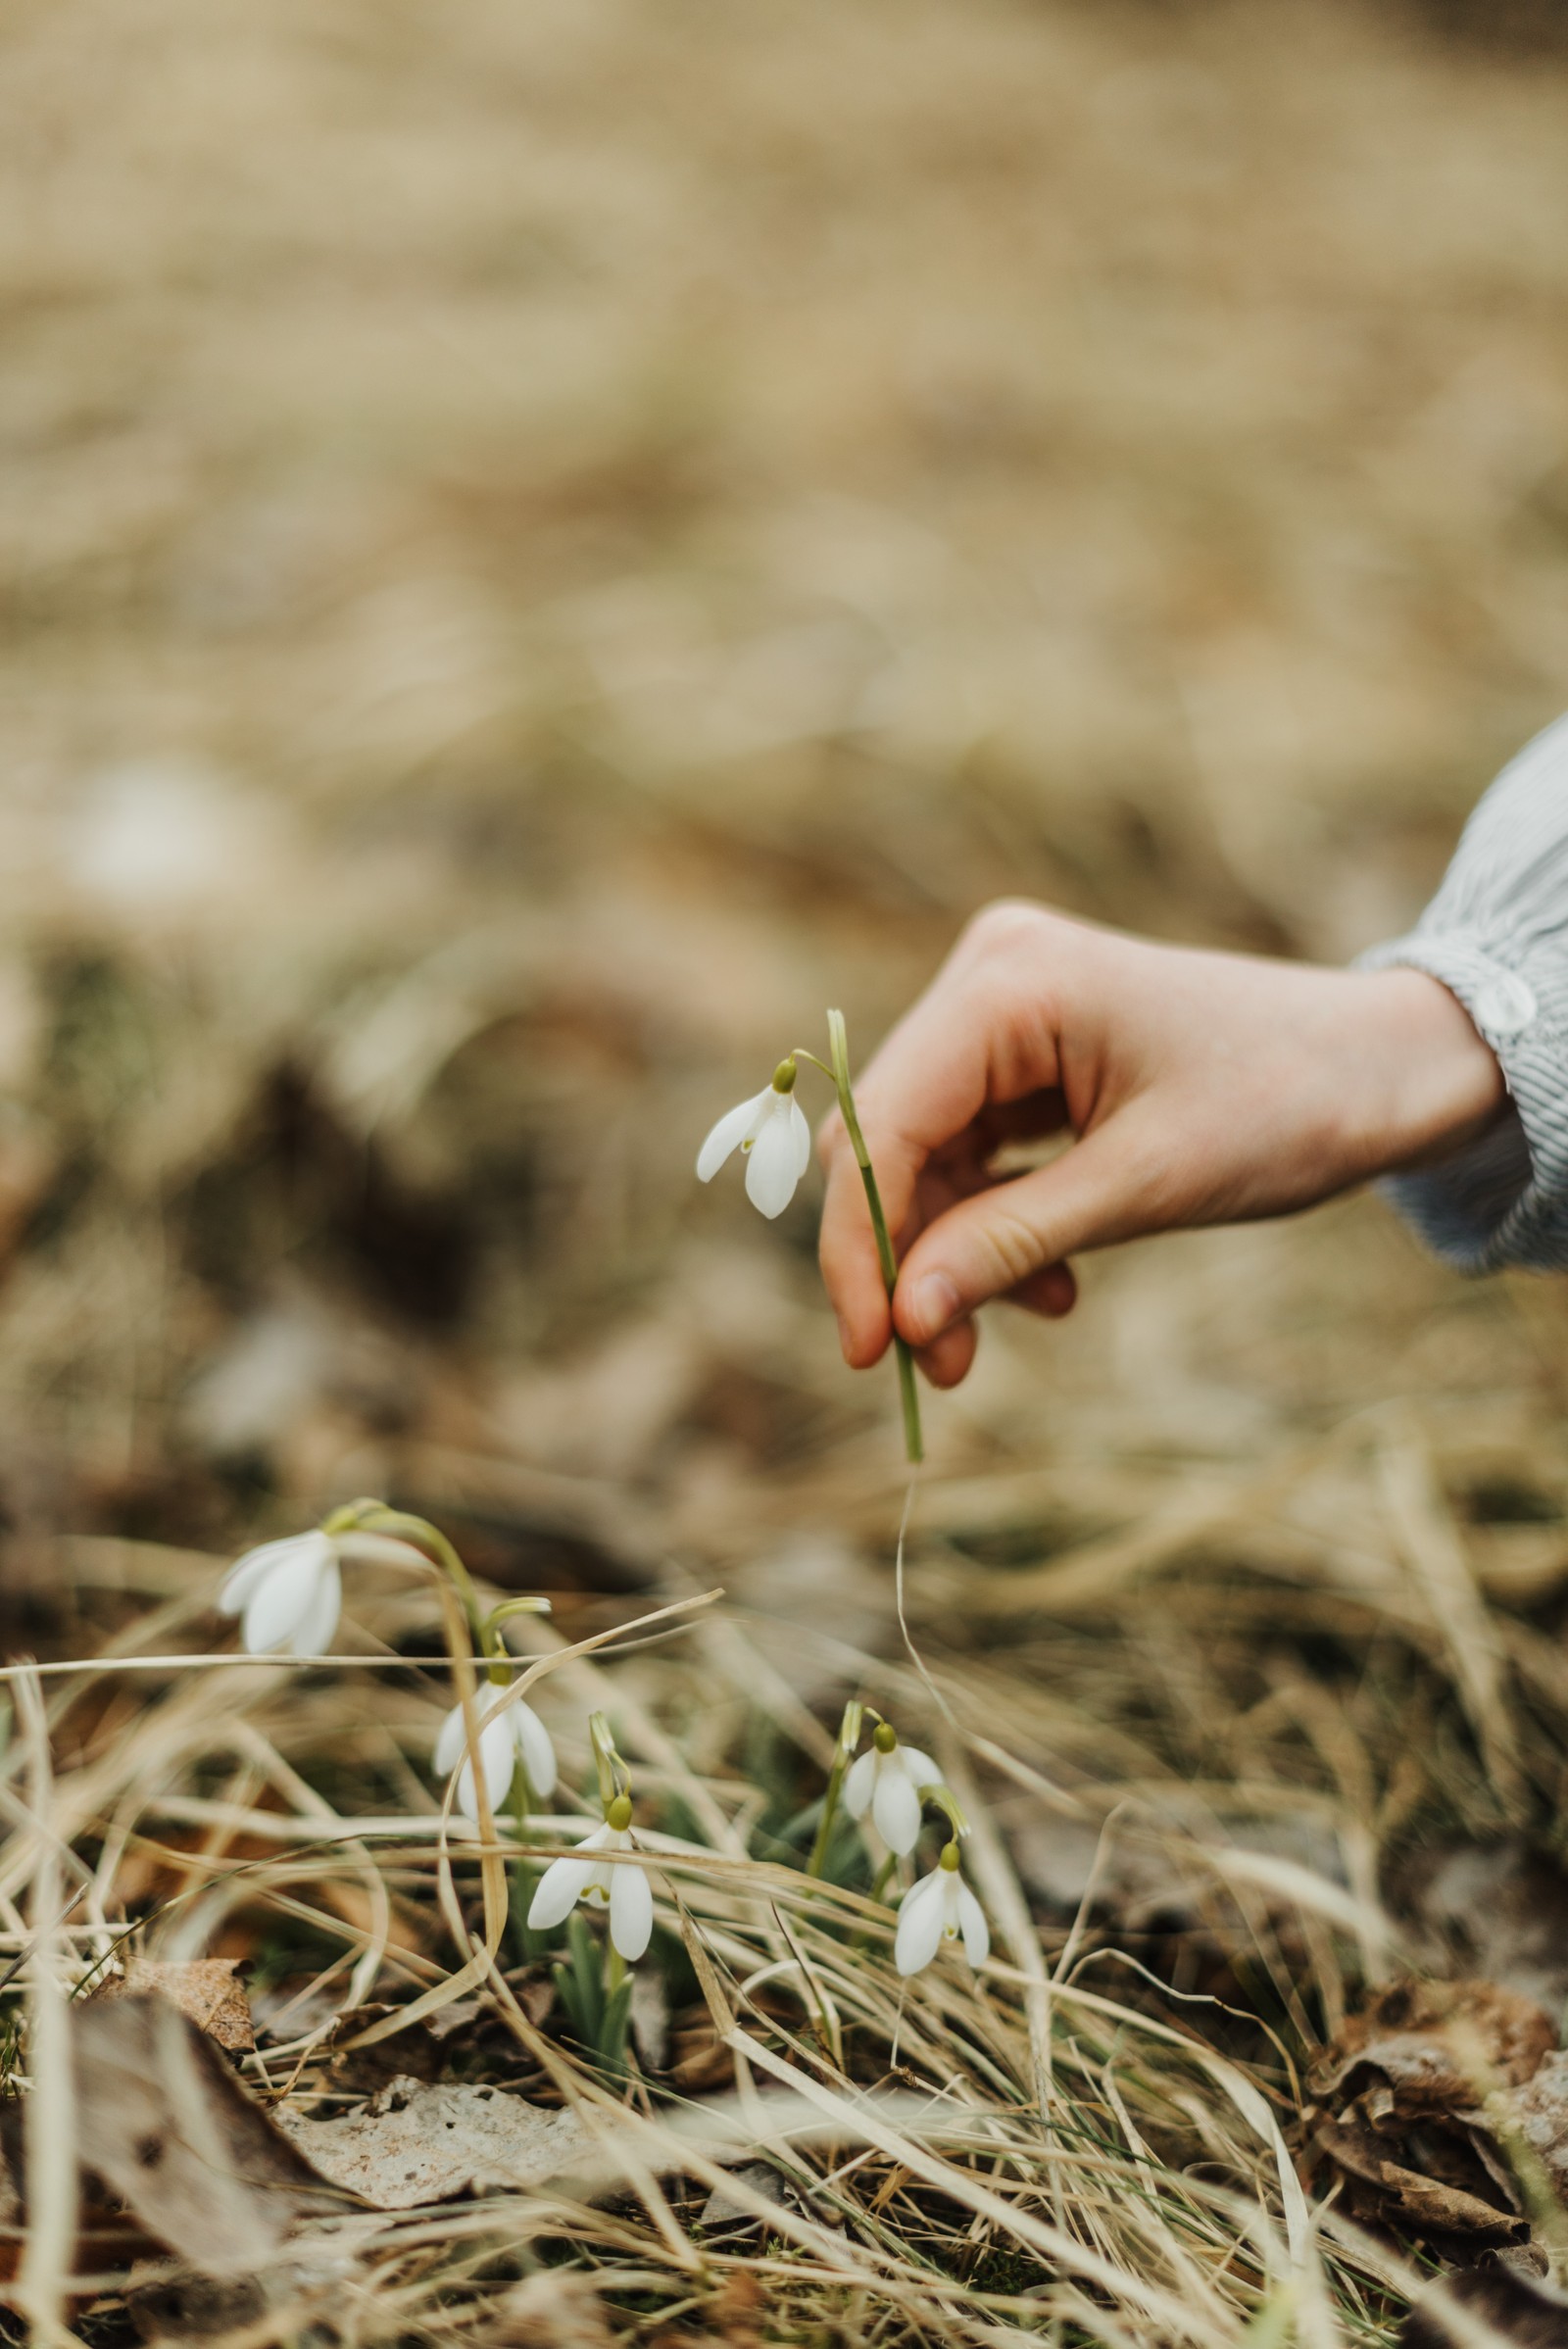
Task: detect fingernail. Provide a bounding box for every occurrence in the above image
[908,1272,960,1342]
[836,1312,854,1362]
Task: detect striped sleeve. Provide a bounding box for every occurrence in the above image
[1356,710,1568,1273]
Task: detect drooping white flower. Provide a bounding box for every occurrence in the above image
[844,1725,942,1857]
[433,1682,558,1822]
[696,1061,812,1220]
[895,1843,990,1978]
[527,1796,653,1962]
[219,1530,342,1657]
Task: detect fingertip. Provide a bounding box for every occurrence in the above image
[1042,1260,1078,1318]
[1007,1260,1079,1319]
[916,1319,977,1390]
[893,1269,962,1349]
[838,1301,892,1369]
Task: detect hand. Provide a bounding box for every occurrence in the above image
[817,901,1506,1391]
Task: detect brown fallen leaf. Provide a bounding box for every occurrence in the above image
[1306,1978,1557,2248]
[74,1994,348,2276]
[1314,2117,1527,2243]
[273,2074,589,2210]
[1311,1978,1556,2109]
[99,1958,255,2053]
[1510,2053,1568,2200]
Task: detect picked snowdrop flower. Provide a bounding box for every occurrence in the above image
[895,1841,990,1978]
[844,1721,942,1857]
[219,1529,341,1657]
[696,1058,812,1220]
[527,1794,653,1962]
[433,1682,558,1823]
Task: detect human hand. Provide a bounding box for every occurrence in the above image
[817,902,1506,1390]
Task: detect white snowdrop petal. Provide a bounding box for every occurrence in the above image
[790,1097,811,1178]
[480,1716,518,1810]
[527,1853,597,1930]
[240,1547,324,1654]
[697,1093,766,1182]
[843,1751,876,1819]
[899,1749,942,1794]
[455,1755,482,1823]
[514,1702,558,1800]
[895,1875,947,1977]
[610,1853,654,1962]
[874,1766,922,1855]
[220,1531,327,1615]
[744,1103,803,1218]
[433,1703,467,1777]
[956,1883,990,1969]
[288,1557,341,1658]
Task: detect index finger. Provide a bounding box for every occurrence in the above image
[815,960,1006,1368]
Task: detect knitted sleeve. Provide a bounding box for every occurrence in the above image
[1356,711,1568,1272]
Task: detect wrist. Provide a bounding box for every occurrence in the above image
[1362,967,1507,1173]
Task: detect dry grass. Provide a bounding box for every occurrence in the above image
[2,0,1568,2337]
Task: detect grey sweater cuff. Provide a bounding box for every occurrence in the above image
[1355,710,1568,1273]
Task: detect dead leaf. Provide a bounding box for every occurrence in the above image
[1313,2116,1527,2242]
[273,2074,589,2210]
[699,2161,794,2233]
[1307,1979,1561,2248]
[1510,2053,1568,2199]
[99,1959,254,2052]
[1311,1978,1555,2108]
[74,1994,347,2276]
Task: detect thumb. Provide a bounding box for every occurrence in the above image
[891,1123,1153,1346]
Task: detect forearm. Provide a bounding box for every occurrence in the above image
[1357,711,1568,1271]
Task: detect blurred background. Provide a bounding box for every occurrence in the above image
[3,0,1568,1667]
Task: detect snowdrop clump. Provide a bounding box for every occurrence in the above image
[213,1475,989,2050]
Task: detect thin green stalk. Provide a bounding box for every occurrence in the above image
[807,1747,850,1881]
[826,1009,923,1464]
[328,1499,487,1643]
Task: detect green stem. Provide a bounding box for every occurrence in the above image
[510,1765,548,1961]
[807,1749,849,1882]
[826,1010,923,1465]
[329,1500,488,1644]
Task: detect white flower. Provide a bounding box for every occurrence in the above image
[219,1530,341,1657]
[696,1065,812,1220]
[895,1846,990,1978]
[433,1683,558,1823]
[527,1800,653,1962]
[844,1730,942,1857]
